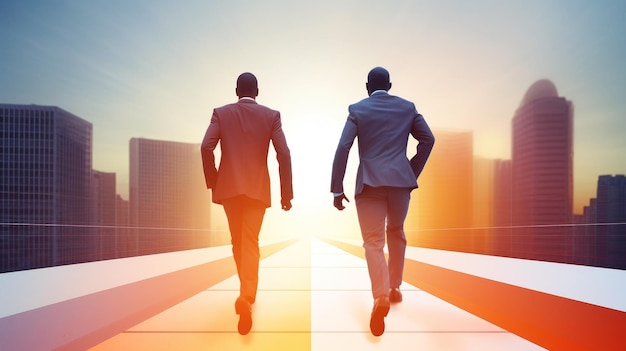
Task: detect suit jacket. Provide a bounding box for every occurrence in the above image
[331,91,435,195]
[201,99,293,208]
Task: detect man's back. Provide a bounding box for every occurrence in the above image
[349,92,418,170]
[332,90,434,195]
[202,99,292,207]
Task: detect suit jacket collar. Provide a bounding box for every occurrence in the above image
[238,97,257,104]
[370,90,389,97]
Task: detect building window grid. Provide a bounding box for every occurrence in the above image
[1,105,93,272]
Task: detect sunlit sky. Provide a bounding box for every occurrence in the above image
[2,0,625,235]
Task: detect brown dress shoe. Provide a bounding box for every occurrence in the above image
[369,295,390,336]
[389,288,403,303]
[235,296,252,335]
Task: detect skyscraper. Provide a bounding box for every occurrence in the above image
[511,80,574,262]
[406,129,473,252]
[0,104,93,272]
[93,170,117,260]
[472,156,494,254]
[572,198,595,266]
[129,138,212,256]
[115,195,132,256]
[595,174,626,269]
[491,159,513,256]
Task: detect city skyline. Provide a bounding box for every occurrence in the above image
[1,101,622,270]
[1,1,625,220]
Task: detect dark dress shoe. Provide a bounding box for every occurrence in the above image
[369,295,390,336]
[389,288,403,303]
[235,296,252,335]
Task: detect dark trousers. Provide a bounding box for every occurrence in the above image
[355,186,410,299]
[222,195,266,303]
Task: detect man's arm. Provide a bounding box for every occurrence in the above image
[330,114,357,209]
[409,111,435,179]
[200,111,220,189]
[271,112,293,210]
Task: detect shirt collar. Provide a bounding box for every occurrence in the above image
[371,90,388,96]
[238,97,256,102]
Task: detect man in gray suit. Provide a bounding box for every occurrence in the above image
[331,67,434,336]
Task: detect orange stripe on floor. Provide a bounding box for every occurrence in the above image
[322,238,626,351]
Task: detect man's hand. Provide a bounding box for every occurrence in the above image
[281,198,292,211]
[333,193,350,210]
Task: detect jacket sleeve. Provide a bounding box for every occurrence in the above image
[330,114,357,194]
[409,110,435,180]
[201,110,220,189]
[271,112,293,201]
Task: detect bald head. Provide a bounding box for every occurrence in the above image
[366,66,392,96]
[236,72,258,99]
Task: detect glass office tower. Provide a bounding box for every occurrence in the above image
[0,104,93,272]
[511,80,574,262]
[129,138,212,256]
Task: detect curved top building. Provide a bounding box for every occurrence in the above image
[511,80,573,261]
[520,79,559,106]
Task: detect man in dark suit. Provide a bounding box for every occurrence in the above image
[331,67,434,336]
[201,72,293,335]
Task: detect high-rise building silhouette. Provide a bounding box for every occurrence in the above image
[0,104,94,272]
[572,202,594,266]
[93,170,117,260]
[511,80,574,262]
[472,157,494,254]
[491,159,513,256]
[129,138,213,256]
[594,174,626,269]
[115,195,132,256]
[406,129,473,252]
